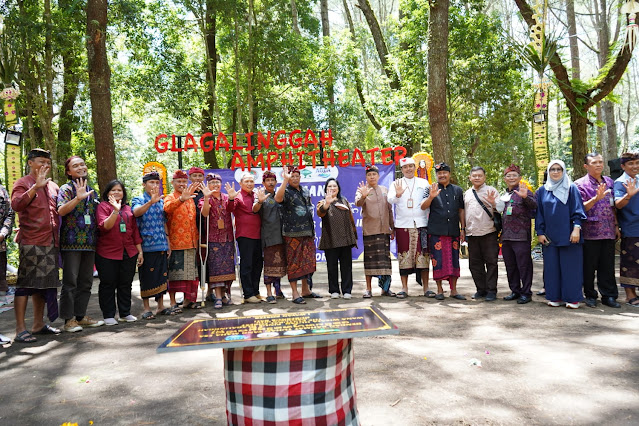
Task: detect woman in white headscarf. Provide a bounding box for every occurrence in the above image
[535,160,587,309]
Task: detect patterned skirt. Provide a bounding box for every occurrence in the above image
[428,235,460,281]
[17,244,61,289]
[396,228,429,271]
[207,241,236,283]
[139,251,168,299]
[168,248,199,281]
[363,234,392,276]
[284,236,316,281]
[264,243,287,279]
[620,237,639,287]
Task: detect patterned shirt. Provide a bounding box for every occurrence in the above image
[318,197,358,250]
[500,188,537,242]
[57,181,99,251]
[0,184,14,252]
[575,174,616,240]
[132,192,169,252]
[279,185,315,237]
[198,194,235,243]
[164,191,198,250]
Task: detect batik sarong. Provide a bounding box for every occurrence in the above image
[264,243,287,282]
[396,228,429,272]
[139,251,168,299]
[620,237,639,288]
[284,236,316,281]
[168,248,199,302]
[207,241,236,284]
[363,234,392,276]
[428,235,460,281]
[17,244,61,289]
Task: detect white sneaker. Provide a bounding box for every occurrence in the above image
[64,319,83,333]
[566,302,579,309]
[547,301,563,307]
[104,318,118,326]
[78,316,105,327]
[343,293,352,300]
[0,333,10,343]
[119,314,137,322]
[331,293,340,299]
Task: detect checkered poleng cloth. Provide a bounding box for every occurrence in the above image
[224,339,359,425]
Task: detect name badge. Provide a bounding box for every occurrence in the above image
[218,218,225,229]
[610,196,615,206]
[407,198,414,208]
[506,206,513,215]
[84,214,92,225]
[119,222,127,233]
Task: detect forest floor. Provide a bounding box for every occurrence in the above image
[1,259,638,425]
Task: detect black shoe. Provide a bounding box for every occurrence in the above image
[536,290,546,296]
[584,298,597,308]
[601,296,621,308]
[517,295,532,304]
[472,292,486,300]
[485,292,497,302]
[503,292,520,301]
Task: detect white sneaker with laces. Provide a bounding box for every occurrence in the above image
[565,302,579,309]
[119,315,137,322]
[104,318,118,326]
[331,293,340,299]
[343,293,352,300]
[77,316,105,327]
[547,301,563,307]
[64,319,83,333]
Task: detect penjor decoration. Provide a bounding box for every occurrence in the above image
[622,1,639,52]
[530,0,550,186]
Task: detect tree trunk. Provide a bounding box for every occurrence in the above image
[200,0,220,169]
[356,0,400,90]
[86,0,117,191]
[57,52,80,165]
[570,110,589,174]
[427,0,454,174]
[596,0,617,171]
[321,0,334,126]
[290,0,301,35]
[566,0,580,80]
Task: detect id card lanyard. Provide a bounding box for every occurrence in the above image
[403,178,416,208]
[119,211,127,232]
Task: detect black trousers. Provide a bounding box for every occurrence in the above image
[583,239,618,299]
[60,250,96,320]
[237,237,263,299]
[324,246,353,295]
[96,252,137,318]
[466,232,499,294]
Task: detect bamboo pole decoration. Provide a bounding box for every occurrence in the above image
[1,86,21,192]
[530,0,550,186]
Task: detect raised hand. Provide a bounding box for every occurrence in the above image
[428,183,441,199]
[201,184,213,198]
[594,182,608,202]
[179,182,199,202]
[108,195,122,212]
[225,182,238,199]
[484,189,498,207]
[256,187,269,203]
[150,187,164,204]
[325,187,337,205]
[624,178,639,198]
[394,179,406,197]
[281,168,291,181]
[35,165,52,189]
[73,178,94,200]
[516,182,528,198]
[357,182,370,198]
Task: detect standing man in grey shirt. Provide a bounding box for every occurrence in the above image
[254,170,287,303]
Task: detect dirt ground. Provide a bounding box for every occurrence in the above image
[1,259,638,425]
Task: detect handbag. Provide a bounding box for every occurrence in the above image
[472,189,502,233]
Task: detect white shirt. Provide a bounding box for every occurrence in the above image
[387,177,429,228]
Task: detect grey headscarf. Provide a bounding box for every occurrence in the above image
[544,159,571,204]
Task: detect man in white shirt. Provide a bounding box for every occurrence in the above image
[464,166,504,301]
[388,158,431,298]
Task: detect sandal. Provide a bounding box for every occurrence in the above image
[222,296,232,306]
[435,293,445,300]
[424,290,436,298]
[141,311,156,320]
[396,291,408,299]
[33,325,61,335]
[381,290,396,297]
[302,292,322,299]
[205,294,215,302]
[363,291,372,299]
[451,294,467,300]
[184,302,202,309]
[15,330,37,343]
[157,308,175,316]
[292,297,306,304]
[626,297,639,307]
[214,299,223,309]
[171,305,183,314]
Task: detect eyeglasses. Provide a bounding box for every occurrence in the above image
[549,167,563,172]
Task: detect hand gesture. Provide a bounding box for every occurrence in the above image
[179,182,199,202]
[35,165,51,189]
[624,178,639,198]
[357,182,370,198]
[516,182,528,199]
[484,189,498,207]
[73,178,94,201]
[225,182,238,199]
[394,179,406,197]
[594,182,608,202]
[281,168,291,181]
[108,195,122,212]
[428,183,441,199]
[256,187,269,203]
[325,187,337,205]
[150,187,164,204]
[201,184,213,198]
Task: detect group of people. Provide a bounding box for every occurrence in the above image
[2,148,638,344]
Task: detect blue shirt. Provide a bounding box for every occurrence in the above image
[131,192,169,252]
[535,184,586,246]
[614,173,639,237]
